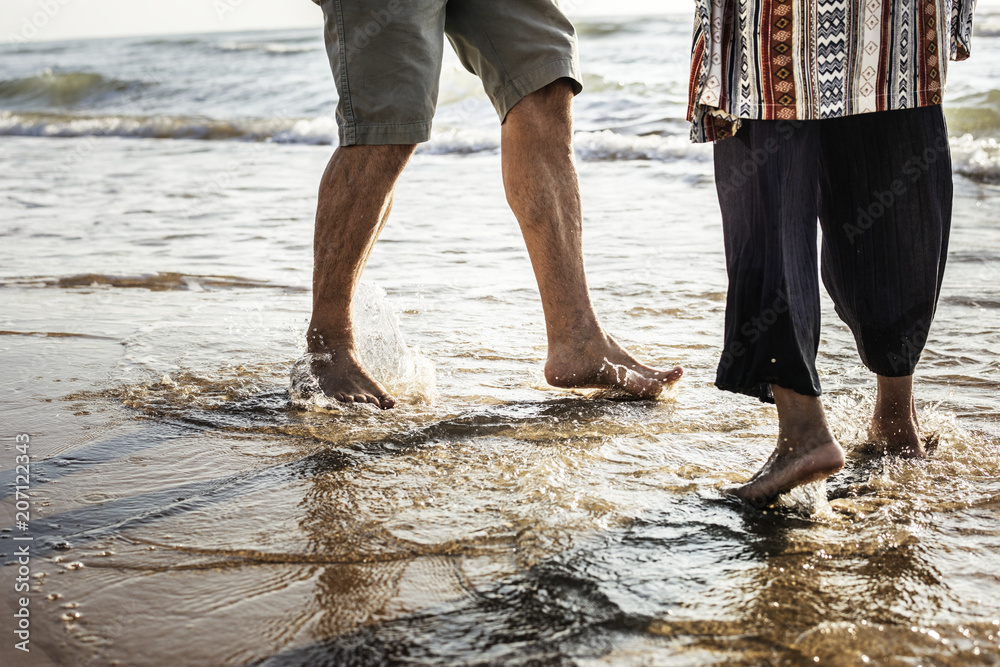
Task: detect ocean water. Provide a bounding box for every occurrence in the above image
[2,12,1000,666]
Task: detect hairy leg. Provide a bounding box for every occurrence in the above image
[732,385,846,507]
[307,143,416,409]
[868,375,924,457]
[500,79,682,398]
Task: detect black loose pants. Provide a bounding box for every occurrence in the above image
[713,105,952,403]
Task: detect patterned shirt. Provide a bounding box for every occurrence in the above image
[687,0,978,142]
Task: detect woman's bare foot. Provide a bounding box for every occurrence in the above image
[544,330,683,399]
[307,347,395,409]
[731,386,846,507]
[868,375,924,458]
[732,433,846,507]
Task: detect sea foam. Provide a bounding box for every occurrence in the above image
[1,109,996,178]
[289,283,436,411]
[951,134,1000,182]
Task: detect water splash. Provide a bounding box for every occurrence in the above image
[290,283,435,411]
[774,479,837,519]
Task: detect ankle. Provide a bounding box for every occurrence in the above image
[873,405,916,423]
[306,325,354,354]
[771,386,830,434]
[776,423,839,457]
[546,322,610,355]
[874,375,914,410]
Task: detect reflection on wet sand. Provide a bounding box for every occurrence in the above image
[3,348,1000,665]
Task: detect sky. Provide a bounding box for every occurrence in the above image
[2,0,997,43]
[1,0,681,42]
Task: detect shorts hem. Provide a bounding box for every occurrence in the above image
[339,121,433,146]
[492,58,582,121]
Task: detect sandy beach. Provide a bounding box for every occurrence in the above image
[3,13,1000,666]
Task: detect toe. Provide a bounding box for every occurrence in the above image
[733,484,773,509]
[663,366,684,383]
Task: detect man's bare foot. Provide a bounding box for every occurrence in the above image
[544,330,683,399]
[868,376,924,458]
[730,385,845,507]
[307,347,395,409]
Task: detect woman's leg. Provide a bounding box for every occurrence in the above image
[713,119,825,403]
[732,385,845,506]
[715,120,845,505]
[817,106,953,456]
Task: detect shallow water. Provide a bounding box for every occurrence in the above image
[3,13,1000,667]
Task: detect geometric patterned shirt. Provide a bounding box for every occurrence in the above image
[687,0,978,142]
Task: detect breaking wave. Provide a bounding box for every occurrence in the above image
[0,272,305,292]
[0,110,996,176]
[0,111,284,141]
[216,40,321,54]
[0,70,151,109]
[0,111,714,162]
[950,134,1000,182]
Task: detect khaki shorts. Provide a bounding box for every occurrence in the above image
[313,0,582,145]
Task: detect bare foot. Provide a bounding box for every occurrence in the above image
[869,377,925,458]
[544,330,683,399]
[308,347,395,409]
[730,386,845,507]
[732,431,846,508]
[868,406,923,457]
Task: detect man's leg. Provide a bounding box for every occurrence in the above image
[307,144,416,409]
[732,385,846,506]
[500,79,682,398]
[305,0,445,408]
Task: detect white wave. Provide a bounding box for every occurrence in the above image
[951,134,1000,182]
[218,41,320,54]
[414,128,714,161]
[2,109,994,176]
[0,111,284,141]
[271,121,502,153]
[574,129,713,161]
[974,18,1000,37]
[271,116,339,145]
[420,128,499,155]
